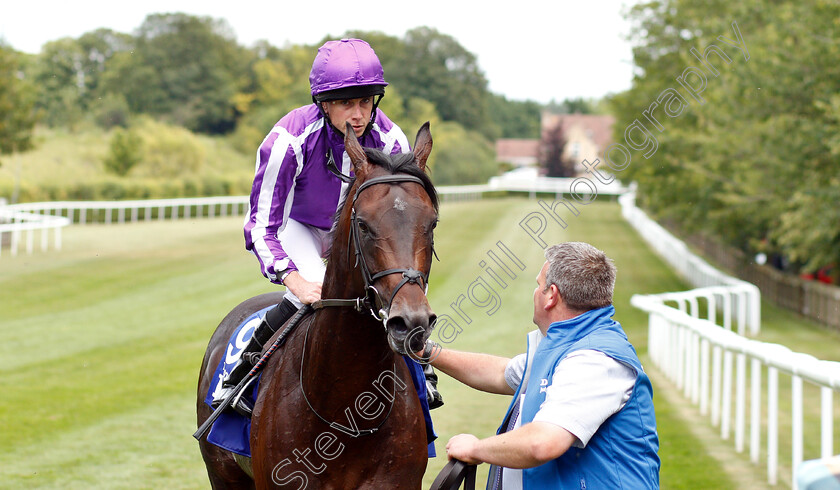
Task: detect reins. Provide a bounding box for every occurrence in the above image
[298,172,435,436]
[315,173,433,325]
[430,459,477,490]
[298,310,397,437]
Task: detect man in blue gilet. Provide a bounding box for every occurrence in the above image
[421,242,660,489]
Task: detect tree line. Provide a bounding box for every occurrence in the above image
[609,0,840,280]
[0,13,543,188]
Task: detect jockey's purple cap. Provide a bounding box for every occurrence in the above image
[309,39,388,101]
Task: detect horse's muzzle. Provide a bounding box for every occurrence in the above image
[386,310,437,355]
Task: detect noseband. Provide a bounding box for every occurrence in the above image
[312,173,435,326]
[301,173,435,436]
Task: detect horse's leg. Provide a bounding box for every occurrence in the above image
[197,292,285,488]
[197,435,255,489]
[197,342,254,489]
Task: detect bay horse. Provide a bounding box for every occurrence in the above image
[197,122,439,489]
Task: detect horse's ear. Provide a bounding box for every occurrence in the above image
[413,122,433,171]
[344,122,370,179]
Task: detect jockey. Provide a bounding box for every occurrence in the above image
[212,38,443,414]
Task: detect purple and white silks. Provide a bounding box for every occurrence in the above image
[243,104,410,284]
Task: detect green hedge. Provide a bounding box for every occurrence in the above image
[0,174,253,203]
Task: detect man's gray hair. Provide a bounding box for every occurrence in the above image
[544,242,615,311]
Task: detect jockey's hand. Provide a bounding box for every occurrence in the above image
[283,271,322,304]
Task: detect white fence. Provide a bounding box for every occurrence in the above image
[487,172,629,198]
[5,181,839,485]
[0,207,71,258]
[619,191,761,335]
[0,196,250,258]
[621,191,840,488]
[0,177,628,258]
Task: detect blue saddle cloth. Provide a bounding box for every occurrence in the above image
[203,306,437,457]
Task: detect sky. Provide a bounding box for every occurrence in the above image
[0,1,637,104]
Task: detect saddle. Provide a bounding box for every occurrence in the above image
[198,303,438,458]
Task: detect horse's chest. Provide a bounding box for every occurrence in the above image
[251,378,426,488]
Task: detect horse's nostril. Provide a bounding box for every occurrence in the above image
[387,312,433,338]
[386,316,410,336]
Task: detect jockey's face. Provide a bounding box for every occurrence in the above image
[322,97,374,137]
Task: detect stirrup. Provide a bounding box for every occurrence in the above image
[427,383,444,410]
[211,377,257,417]
[221,341,260,389]
[230,377,257,417]
[424,364,444,410]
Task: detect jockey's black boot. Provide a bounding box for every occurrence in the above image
[212,297,299,416]
[424,364,444,410]
[223,298,298,387]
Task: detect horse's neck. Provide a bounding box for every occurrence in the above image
[310,176,404,379]
[307,222,396,381]
[301,308,396,406]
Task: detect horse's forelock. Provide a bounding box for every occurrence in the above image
[325,148,438,259]
[363,148,438,211]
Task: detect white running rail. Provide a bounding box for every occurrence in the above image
[0,196,250,258]
[0,206,71,258]
[0,178,627,258]
[621,191,839,488]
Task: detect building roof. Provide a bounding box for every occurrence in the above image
[495,139,540,160]
[541,113,616,150]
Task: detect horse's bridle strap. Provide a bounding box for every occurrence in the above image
[312,298,365,311]
[325,149,354,183]
[372,268,429,307]
[349,173,434,322]
[352,174,425,205]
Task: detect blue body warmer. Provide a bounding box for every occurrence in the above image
[490,306,660,489]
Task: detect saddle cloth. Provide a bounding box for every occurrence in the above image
[203,306,437,457]
[203,305,273,456]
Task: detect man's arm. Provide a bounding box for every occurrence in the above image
[427,347,514,395]
[446,422,576,468]
[445,351,636,468]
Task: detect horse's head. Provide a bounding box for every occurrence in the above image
[343,122,438,355]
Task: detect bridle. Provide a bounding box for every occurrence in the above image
[302,172,436,436]
[313,173,436,327]
[352,174,433,321]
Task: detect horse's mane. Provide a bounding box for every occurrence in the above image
[362,148,439,211]
[327,148,439,256]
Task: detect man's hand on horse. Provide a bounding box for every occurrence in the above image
[283,271,322,304]
[445,434,481,464]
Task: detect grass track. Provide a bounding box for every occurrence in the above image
[2,197,824,488]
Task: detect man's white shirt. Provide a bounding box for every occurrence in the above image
[499,349,637,489]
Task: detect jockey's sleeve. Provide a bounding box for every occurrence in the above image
[244,125,301,284]
[370,113,411,156]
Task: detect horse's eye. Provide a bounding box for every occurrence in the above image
[358,221,370,234]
